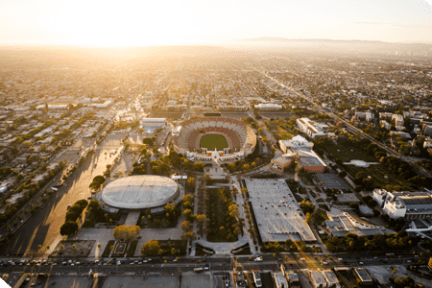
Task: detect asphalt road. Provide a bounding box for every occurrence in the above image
[1,255,427,275]
[1,144,123,256]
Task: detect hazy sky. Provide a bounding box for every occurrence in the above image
[1,0,431,46]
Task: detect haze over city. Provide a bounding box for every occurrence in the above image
[0,0,432,46]
[1,1,432,288]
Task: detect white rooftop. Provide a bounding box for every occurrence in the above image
[245,178,316,242]
[99,175,179,210]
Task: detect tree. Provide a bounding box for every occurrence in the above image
[185,177,196,192]
[88,199,100,211]
[196,214,207,224]
[183,209,193,218]
[300,200,315,214]
[181,231,197,241]
[228,204,239,218]
[141,240,161,256]
[285,239,293,249]
[181,221,192,232]
[143,137,156,146]
[16,174,25,182]
[183,194,194,204]
[89,175,105,191]
[305,212,313,224]
[113,225,140,242]
[60,221,78,236]
[193,162,204,172]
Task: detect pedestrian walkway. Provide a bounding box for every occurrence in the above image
[194,238,250,255]
[124,211,141,226]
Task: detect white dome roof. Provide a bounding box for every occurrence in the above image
[100,175,179,210]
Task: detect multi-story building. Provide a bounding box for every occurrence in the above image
[296,118,327,139]
[392,114,404,127]
[373,189,432,219]
[276,135,327,173]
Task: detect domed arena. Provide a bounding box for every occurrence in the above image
[173,117,257,162]
[96,175,183,214]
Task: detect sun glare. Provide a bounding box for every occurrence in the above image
[48,0,212,47]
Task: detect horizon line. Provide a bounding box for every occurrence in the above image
[1,37,432,48]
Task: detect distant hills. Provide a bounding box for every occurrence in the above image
[236,37,432,46]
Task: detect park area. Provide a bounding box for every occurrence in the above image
[200,134,228,151]
[206,188,240,242]
[317,141,404,189]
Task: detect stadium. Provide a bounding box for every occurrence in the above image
[96,175,183,214]
[173,117,257,162]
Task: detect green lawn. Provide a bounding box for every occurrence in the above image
[323,143,377,163]
[200,134,228,151]
[343,164,405,188]
[319,142,404,188]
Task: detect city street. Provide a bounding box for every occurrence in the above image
[0,135,125,256]
[1,254,427,275]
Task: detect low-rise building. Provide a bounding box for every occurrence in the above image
[424,137,432,149]
[270,155,294,172]
[280,265,301,288]
[254,103,282,110]
[234,272,247,288]
[31,173,47,185]
[274,273,289,288]
[336,193,360,204]
[355,111,374,122]
[276,135,327,173]
[373,189,432,219]
[245,178,316,242]
[323,270,341,288]
[325,210,393,236]
[390,131,411,139]
[296,118,327,139]
[309,271,327,288]
[380,120,391,130]
[392,114,404,126]
[353,268,373,284]
[141,118,166,133]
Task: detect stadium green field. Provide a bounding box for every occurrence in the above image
[200,134,228,151]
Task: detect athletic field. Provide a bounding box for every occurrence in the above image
[200,134,228,151]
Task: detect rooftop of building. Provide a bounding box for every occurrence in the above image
[325,209,394,237]
[98,175,180,210]
[245,178,316,242]
[354,268,373,282]
[323,270,339,284]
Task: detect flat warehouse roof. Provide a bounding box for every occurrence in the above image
[245,178,316,242]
